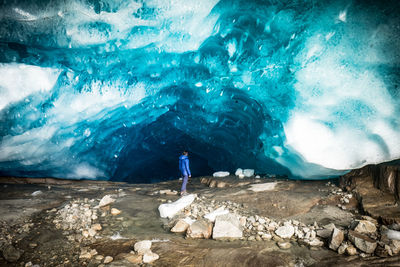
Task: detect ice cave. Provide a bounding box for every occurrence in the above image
[0,0,399,182]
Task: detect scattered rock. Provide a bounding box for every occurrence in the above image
[389,240,400,254]
[95,255,104,260]
[143,251,159,263]
[301,238,324,247]
[186,219,213,239]
[317,229,333,239]
[275,225,295,239]
[375,245,392,257]
[159,189,178,195]
[348,230,377,254]
[329,228,344,251]
[354,220,377,234]
[212,213,243,240]
[79,252,92,259]
[171,219,189,233]
[134,240,152,255]
[104,256,113,264]
[98,195,116,207]
[277,242,291,249]
[111,208,121,216]
[2,245,22,262]
[217,181,227,188]
[125,254,142,264]
[91,223,102,231]
[88,228,96,237]
[337,243,348,255]
[346,244,358,256]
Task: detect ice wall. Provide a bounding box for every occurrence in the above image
[0,0,399,181]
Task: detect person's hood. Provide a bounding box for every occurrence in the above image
[179,155,188,160]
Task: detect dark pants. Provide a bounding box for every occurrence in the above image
[181,175,188,192]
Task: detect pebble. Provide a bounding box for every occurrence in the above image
[104,256,113,264]
[111,208,121,215]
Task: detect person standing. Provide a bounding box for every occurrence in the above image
[179,150,191,196]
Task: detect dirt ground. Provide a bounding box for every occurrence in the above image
[0,176,399,266]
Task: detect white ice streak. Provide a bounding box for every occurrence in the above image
[0,63,61,110]
[62,0,220,52]
[282,33,400,174]
[52,79,146,123]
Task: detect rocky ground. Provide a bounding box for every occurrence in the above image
[1,170,400,267]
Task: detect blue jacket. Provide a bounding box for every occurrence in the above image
[179,155,191,176]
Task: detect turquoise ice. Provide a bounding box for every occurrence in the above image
[0,0,399,182]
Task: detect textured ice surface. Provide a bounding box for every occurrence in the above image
[0,0,399,181]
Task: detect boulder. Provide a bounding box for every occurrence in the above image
[275,225,295,239]
[216,181,227,188]
[348,230,377,254]
[209,180,217,188]
[390,240,400,254]
[134,240,152,255]
[98,195,116,207]
[354,220,377,234]
[2,245,21,262]
[317,229,333,239]
[125,254,142,264]
[171,219,191,233]
[158,194,195,219]
[212,213,243,240]
[143,251,159,264]
[337,243,348,255]
[213,171,230,177]
[243,169,255,177]
[329,228,344,251]
[186,219,213,239]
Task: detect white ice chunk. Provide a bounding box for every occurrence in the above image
[31,190,43,196]
[0,63,61,110]
[235,168,243,176]
[243,169,255,177]
[158,194,196,219]
[213,171,230,177]
[386,229,400,241]
[204,207,229,222]
[97,195,116,208]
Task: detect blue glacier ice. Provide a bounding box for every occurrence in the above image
[0,0,399,182]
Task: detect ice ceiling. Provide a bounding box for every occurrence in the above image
[0,0,399,182]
